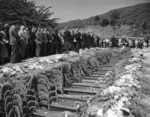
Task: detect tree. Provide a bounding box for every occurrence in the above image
[110,10,120,20]
[93,16,101,25]
[101,19,109,27]
[0,0,58,28]
[94,15,100,21]
[110,19,116,26]
[142,22,147,30]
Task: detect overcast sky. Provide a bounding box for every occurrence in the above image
[34,0,149,23]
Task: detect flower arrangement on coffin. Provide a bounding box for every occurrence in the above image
[38,57,54,64]
[0,65,25,77]
[28,62,44,70]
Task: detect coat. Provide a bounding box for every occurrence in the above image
[9,25,19,45]
[35,31,43,44]
[63,30,71,42]
[0,31,9,58]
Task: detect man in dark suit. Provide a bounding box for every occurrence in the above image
[87,32,91,49]
[47,30,54,55]
[81,32,87,49]
[28,27,36,57]
[111,35,117,47]
[74,28,81,52]
[52,30,62,54]
[63,27,71,53]
[9,23,20,63]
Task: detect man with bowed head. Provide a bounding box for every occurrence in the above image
[0,25,9,64]
[74,28,82,52]
[63,27,71,53]
[9,23,20,63]
[18,25,27,59]
[35,27,43,57]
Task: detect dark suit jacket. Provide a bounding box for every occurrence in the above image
[74,32,81,42]
[9,25,19,45]
[64,30,71,42]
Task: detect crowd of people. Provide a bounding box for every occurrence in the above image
[0,22,149,65]
[0,23,99,64]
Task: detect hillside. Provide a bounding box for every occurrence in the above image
[58,2,150,37]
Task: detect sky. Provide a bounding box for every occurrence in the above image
[34,0,150,23]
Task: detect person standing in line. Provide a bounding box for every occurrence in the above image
[18,25,26,60]
[110,35,116,48]
[81,32,87,49]
[63,27,71,53]
[96,36,100,47]
[86,32,91,49]
[3,24,10,61]
[76,28,82,50]
[42,28,48,56]
[91,34,95,47]
[29,27,36,57]
[74,28,81,52]
[24,27,30,58]
[145,35,149,48]
[71,30,77,52]
[118,38,122,47]
[128,38,133,48]
[53,29,62,54]
[93,35,97,47]
[99,37,102,48]
[135,39,138,48]
[105,38,110,48]
[132,38,135,48]
[58,31,65,53]
[35,27,42,57]
[0,26,9,64]
[47,29,54,55]
[39,28,45,56]
[9,23,20,63]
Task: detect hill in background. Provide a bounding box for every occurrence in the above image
[58,2,150,37]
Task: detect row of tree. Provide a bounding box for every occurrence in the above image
[0,0,58,28]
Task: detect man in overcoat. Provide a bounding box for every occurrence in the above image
[9,23,20,63]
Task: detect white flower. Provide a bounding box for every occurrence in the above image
[103,86,122,94]
[120,96,128,102]
[116,100,124,109]
[13,66,23,73]
[114,95,119,100]
[49,61,53,64]
[11,71,17,75]
[55,55,62,60]
[2,67,12,74]
[38,66,44,69]
[106,109,122,117]
[97,108,103,116]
